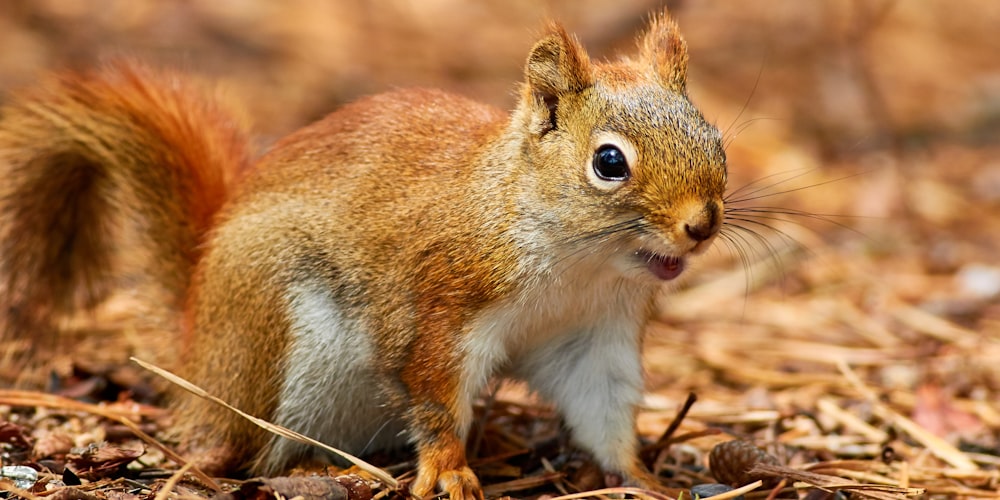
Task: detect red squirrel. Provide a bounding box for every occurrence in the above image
[0,11,725,499]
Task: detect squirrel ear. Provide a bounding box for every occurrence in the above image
[639,11,689,92]
[524,24,593,128]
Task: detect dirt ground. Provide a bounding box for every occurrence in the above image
[1,1,999,498]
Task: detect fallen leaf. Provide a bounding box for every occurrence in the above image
[66,442,144,480]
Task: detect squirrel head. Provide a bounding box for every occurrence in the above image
[513,11,727,282]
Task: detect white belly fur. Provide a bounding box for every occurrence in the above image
[264,281,403,473]
[271,256,657,473]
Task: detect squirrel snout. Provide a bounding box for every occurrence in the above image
[681,200,722,243]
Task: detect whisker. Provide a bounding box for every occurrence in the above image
[720,226,764,292]
[721,223,790,285]
[722,166,818,202]
[722,221,792,262]
[724,217,802,252]
[722,59,765,144]
[720,225,767,263]
[724,168,822,203]
[726,207,868,237]
[714,162,873,303]
[725,169,872,205]
[553,218,645,252]
[717,231,754,292]
[724,117,778,150]
[547,217,647,276]
[726,206,866,218]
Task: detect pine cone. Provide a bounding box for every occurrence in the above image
[708,440,780,487]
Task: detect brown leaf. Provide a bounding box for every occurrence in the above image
[47,489,102,500]
[66,442,144,480]
[215,475,373,500]
[32,430,74,459]
[0,421,32,449]
[912,383,984,441]
[103,491,145,500]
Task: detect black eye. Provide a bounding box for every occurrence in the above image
[592,145,630,181]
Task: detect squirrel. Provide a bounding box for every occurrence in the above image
[0,11,726,500]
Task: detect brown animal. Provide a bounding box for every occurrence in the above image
[0,11,726,499]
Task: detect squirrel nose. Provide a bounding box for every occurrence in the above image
[683,201,721,242]
[684,221,715,242]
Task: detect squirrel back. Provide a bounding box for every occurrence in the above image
[0,62,251,381]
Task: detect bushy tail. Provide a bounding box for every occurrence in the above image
[0,62,252,382]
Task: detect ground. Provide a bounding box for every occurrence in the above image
[1,1,999,499]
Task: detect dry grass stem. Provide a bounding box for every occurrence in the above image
[130,357,398,489]
[154,462,194,500]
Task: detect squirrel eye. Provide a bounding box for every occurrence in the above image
[592,145,630,181]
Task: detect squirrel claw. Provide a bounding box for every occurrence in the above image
[411,465,483,500]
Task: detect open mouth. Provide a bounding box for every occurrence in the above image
[636,250,685,281]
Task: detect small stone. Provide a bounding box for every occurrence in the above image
[1,465,38,490]
[691,483,741,500]
[956,263,1000,299]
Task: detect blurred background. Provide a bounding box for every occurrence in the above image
[1,0,999,488]
[2,1,997,254]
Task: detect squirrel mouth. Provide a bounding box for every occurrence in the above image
[636,250,685,281]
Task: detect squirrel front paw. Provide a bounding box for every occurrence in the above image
[411,436,483,500]
[412,464,483,500]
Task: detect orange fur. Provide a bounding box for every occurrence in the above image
[0,10,726,499]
